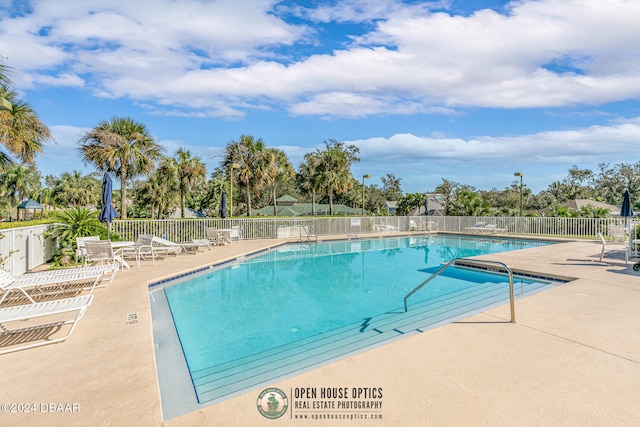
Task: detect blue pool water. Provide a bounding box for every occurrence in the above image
[158,235,556,409]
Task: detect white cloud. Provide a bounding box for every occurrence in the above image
[344,116,640,192]
[1,0,639,117]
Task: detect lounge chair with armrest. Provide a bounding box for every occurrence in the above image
[0,295,93,354]
[0,266,116,305]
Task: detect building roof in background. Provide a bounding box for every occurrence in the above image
[538,199,621,216]
[169,207,206,218]
[252,197,362,216]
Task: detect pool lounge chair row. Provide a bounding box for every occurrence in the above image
[78,235,213,270]
[0,263,118,355]
[464,222,508,234]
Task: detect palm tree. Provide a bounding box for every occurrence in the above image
[223,134,267,216]
[135,158,180,218]
[200,177,228,217]
[0,163,41,219]
[297,152,323,216]
[316,140,360,215]
[263,148,294,216]
[0,86,50,167]
[47,207,106,250]
[52,170,100,207]
[171,148,207,218]
[78,117,163,219]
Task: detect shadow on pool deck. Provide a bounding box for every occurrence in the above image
[0,235,639,427]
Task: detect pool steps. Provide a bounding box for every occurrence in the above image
[191,278,553,403]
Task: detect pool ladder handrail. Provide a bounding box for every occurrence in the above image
[403,258,516,323]
[298,224,318,243]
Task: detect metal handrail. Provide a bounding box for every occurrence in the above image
[403,258,516,323]
[298,225,318,243]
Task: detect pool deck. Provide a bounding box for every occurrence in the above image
[1,234,639,426]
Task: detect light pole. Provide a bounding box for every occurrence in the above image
[362,174,371,215]
[514,172,523,216]
[230,163,240,217]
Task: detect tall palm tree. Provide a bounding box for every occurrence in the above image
[78,117,163,219]
[171,148,207,218]
[223,134,266,216]
[316,140,360,215]
[297,152,323,216]
[263,148,294,216]
[0,86,49,167]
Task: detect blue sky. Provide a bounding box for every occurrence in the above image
[1,0,640,194]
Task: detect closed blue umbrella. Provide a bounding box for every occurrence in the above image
[98,172,118,239]
[221,191,227,219]
[621,189,635,261]
[424,195,429,216]
[621,189,634,220]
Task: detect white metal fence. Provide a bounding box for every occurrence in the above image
[0,216,634,276]
[111,216,630,241]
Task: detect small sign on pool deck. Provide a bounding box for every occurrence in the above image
[126,313,138,325]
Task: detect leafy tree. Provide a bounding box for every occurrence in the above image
[380,173,403,200]
[51,170,101,207]
[199,175,228,217]
[0,163,41,219]
[78,117,163,219]
[397,193,425,215]
[447,190,490,216]
[134,157,180,218]
[365,184,386,215]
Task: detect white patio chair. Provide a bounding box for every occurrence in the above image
[84,240,127,270]
[0,295,93,355]
[75,236,100,266]
[206,227,222,246]
[598,232,628,264]
[229,225,242,241]
[121,235,156,268]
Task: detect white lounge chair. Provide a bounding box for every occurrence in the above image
[0,266,116,305]
[6,263,118,284]
[0,295,93,355]
[480,224,508,234]
[598,232,628,264]
[151,236,210,255]
[464,222,486,233]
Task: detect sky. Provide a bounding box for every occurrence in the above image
[1,0,640,194]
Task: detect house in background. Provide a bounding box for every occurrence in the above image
[538,199,620,216]
[409,194,447,216]
[383,201,398,215]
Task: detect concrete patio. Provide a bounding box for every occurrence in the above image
[0,235,639,426]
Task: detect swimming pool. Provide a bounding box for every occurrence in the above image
[151,235,558,418]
